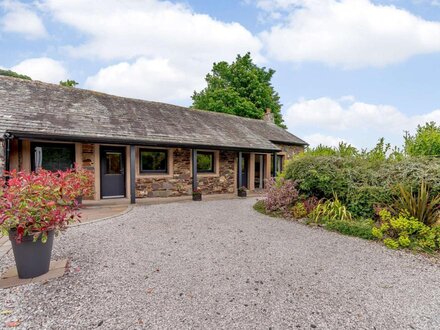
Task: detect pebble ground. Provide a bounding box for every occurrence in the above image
[1,198,440,329]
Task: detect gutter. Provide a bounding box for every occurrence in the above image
[7,131,282,154]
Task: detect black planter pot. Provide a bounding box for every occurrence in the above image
[238,190,247,198]
[192,193,202,201]
[9,230,55,279]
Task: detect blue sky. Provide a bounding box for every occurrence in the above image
[1,0,440,149]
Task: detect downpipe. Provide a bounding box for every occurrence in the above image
[3,132,13,183]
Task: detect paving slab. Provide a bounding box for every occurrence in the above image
[0,259,68,289]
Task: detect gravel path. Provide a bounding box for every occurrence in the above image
[1,198,440,329]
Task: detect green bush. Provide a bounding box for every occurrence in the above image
[405,122,440,157]
[372,209,440,252]
[284,155,440,220]
[347,185,392,218]
[284,156,355,200]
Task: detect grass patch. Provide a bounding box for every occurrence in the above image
[323,219,376,240]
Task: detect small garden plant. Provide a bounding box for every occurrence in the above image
[0,169,81,243]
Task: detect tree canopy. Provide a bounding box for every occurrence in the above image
[405,122,440,156]
[0,69,31,80]
[191,53,286,128]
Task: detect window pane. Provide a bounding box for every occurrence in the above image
[197,152,214,172]
[277,155,284,173]
[33,143,75,172]
[140,150,167,172]
[106,152,122,174]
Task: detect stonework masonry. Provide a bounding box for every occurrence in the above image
[276,144,305,161]
[136,149,236,198]
[81,144,96,200]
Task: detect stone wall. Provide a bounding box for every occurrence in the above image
[81,144,96,200]
[82,144,95,170]
[199,151,235,195]
[276,144,304,160]
[0,139,4,176]
[136,149,236,198]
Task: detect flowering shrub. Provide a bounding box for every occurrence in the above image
[264,178,299,215]
[0,170,81,243]
[372,209,440,251]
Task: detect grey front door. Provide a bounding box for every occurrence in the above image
[100,147,126,198]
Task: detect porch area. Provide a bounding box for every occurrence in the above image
[4,135,286,204]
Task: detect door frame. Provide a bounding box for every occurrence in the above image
[238,153,250,189]
[100,146,127,199]
[254,153,266,190]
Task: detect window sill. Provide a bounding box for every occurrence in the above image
[198,172,219,178]
[137,172,173,179]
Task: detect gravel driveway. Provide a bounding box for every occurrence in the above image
[1,198,440,329]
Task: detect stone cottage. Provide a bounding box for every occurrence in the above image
[0,76,307,203]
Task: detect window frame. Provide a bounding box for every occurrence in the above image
[139,148,169,174]
[197,151,216,173]
[31,142,76,172]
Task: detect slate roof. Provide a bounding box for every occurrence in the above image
[0,76,307,152]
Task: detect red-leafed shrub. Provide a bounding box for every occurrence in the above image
[65,165,95,199]
[0,169,81,243]
[264,178,299,215]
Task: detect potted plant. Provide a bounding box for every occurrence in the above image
[192,188,202,201]
[238,186,247,198]
[0,169,80,279]
[67,165,94,206]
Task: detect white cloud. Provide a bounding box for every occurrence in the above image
[40,0,262,103]
[285,96,440,148]
[303,133,347,148]
[259,0,440,68]
[11,57,68,83]
[85,57,203,102]
[1,0,47,39]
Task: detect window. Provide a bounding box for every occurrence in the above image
[277,155,284,173]
[271,154,284,174]
[105,152,122,175]
[31,143,75,172]
[197,151,215,173]
[140,149,168,173]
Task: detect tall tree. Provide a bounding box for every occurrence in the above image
[404,122,440,156]
[192,53,286,128]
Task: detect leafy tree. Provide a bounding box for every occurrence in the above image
[192,53,286,128]
[0,69,31,80]
[60,79,79,87]
[404,122,440,156]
